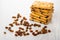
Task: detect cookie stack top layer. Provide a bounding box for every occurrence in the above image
[31,1,54,9]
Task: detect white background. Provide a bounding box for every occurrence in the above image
[0,0,60,40]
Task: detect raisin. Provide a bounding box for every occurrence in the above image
[5,27,8,29]
[35,30,38,32]
[9,30,14,32]
[23,17,27,20]
[17,13,21,18]
[39,17,41,19]
[44,26,47,28]
[41,28,47,34]
[48,30,51,32]
[9,23,13,27]
[12,16,16,18]
[45,16,49,18]
[19,27,24,30]
[4,32,6,34]
[26,33,29,35]
[15,34,18,36]
[30,30,33,32]
[14,19,18,21]
[32,32,37,36]
[20,19,23,25]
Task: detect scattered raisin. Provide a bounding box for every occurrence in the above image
[15,22,20,26]
[23,21,29,26]
[9,23,13,27]
[24,33,27,36]
[12,16,16,18]
[32,32,37,36]
[38,25,41,27]
[26,29,28,32]
[41,28,47,34]
[14,19,18,21]
[5,27,8,29]
[4,32,6,34]
[30,30,33,32]
[17,13,21,18]
[35,30,38,32]
[26,33,29,35]
[37,31,41,34]
[9,30,14,32]
[19,27,24,30]
[34,23,41,27]
[15,34,18,36]
[20,19,23,25]
[29,24,33,27]
[8,27,11,30]
[48,30,51,32]
[23,17,27,20]
[44,26,47,28]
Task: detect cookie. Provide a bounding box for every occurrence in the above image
[31,1,54,9]
[30,1,54,24]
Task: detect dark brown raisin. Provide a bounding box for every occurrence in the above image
[15,22,20,26]
[38,31,41,34]
[38,25,41,27]
[26,33,29,35]
[15,34,18,36]
[16,31,22,36]
[34,23,40,27]
[24,33,27,36]
[23,21,29,26]
[29,24,33,27]
[9,23,13,27]
[41,12,43,14]
[4,32,6,34]
[30,30,33,32]
[5,27,8,29]
[19,27,24,30]
[9,30,14,32]
[12,16,16,18]
[8,27,11,30]
[31,9,35,11]
[29,27,32,30]
[44,26,47,28]
[39,8,41,9]
[48,30,51,33]
[14,19,18,21]
[41,28,47,34]
[46,20,48,23]
[34,23,37,26]
[45,16,49,18]
[15,31,18,33]
[32,32,37,36]
[35,30,38,32]
[40,22,42,23]
[39,17,41,19]
[26,29,28,32]
[17,13,21,18]
[23,17,27,20]
[20,19,23,25]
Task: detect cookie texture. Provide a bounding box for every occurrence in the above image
[30,1,54,24]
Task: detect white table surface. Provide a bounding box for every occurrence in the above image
[0,0,60,40]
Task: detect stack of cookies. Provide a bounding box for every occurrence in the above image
[30,1,54,24]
